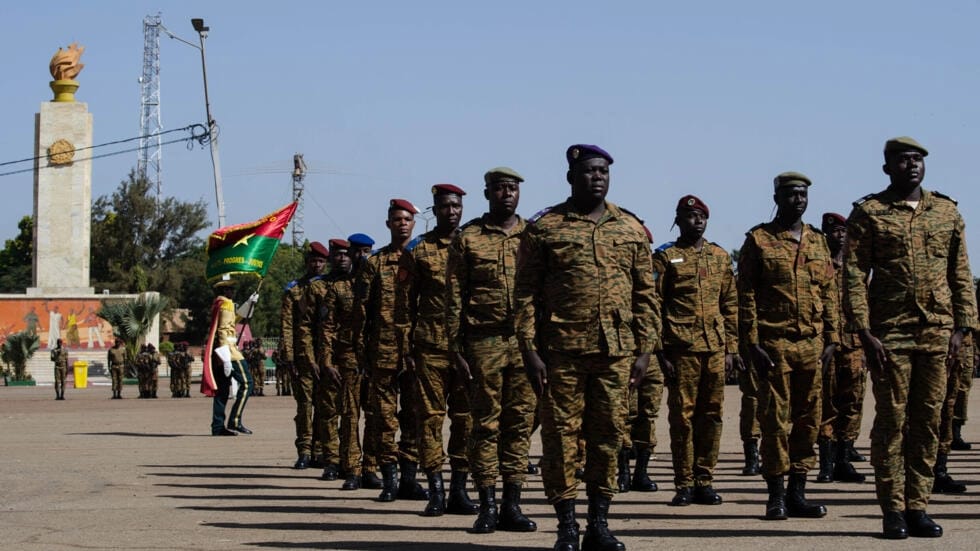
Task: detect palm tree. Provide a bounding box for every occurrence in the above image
[97,293,169,377]
[1,331,40,381]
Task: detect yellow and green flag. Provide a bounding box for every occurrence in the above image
[205,202,297,283]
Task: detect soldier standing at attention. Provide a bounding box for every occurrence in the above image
[145,343,160,399]
[814,213,866,484]
[272,348,292,397]
[281,242,330,469]
[108,338,126,399]
[354,199,428,502]
[845,137,977,539]
[401,183,479,517]
[51,338,69,400]
[655,195,741,506]
[737,171,839,521]
[446,168,538,532]
[178,342,193,398]
[515,145,658,551]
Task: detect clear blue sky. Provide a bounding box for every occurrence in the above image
[3,1,979,269]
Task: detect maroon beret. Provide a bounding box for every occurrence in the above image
[308,241,329,258]
[676,194,709,218]
[566,144,614,167]
[328,238,351,251]
[432,183,466,196]
[822,212,847,229]
[389,198,419,214]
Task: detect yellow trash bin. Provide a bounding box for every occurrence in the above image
[73,361,88,388]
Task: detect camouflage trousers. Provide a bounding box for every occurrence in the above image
[953,333,974,423]
[466,335,536,489]
[181,367,191,397]
[276,366,292,396]
[870,326,949,513]
[314,368,342,465]
[54,366,67,394]
[939,334,974,454]
[624,357,663,452]
[109,365,124,394]
[366,364,421,466]
[251,363,266,393]
[540,351,629,503]
[759,336,822,477]
[737,359,764,442]
[170,368,188,397]
[819,347,865,442]
[339,365,363,476]
[415,344,471,473]
[291,361,330,458]
[665,350,725,488]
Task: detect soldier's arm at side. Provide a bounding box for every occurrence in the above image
[949,213,978,332]
[629,238,656,387]
[514,227,547,396]
[736,234,773,371]
[445,234,471,380]
[719,249,744,372]
[650,252,674,380]
[844,206,885,372]
[279,291,294,363]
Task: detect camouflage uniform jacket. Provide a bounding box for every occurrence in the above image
[321,272,358,370]
[446,214,526,353]
[295,277,329,368]
[514,200,659,356]
[652,240,738,353]
[398,230,455,351]
[737,222,840,345]
[844,187,977,331]
[51,347,69,368]
[279,274,324,364]
[353,244,410,370]
[107,347,126,368]
[831,258,862,350]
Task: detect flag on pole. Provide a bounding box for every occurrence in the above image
[205,202,297,284]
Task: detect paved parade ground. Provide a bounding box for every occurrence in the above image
[1,381,977,550]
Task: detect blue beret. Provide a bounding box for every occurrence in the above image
[347,233,375,248]
[566,144,614,168]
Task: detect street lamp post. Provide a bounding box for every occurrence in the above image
[161,18,226,228]
[191,18,226,228]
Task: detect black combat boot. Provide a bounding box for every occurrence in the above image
[742,439,761,476]
[581,492,624,551]
[616,448,630,493]
[905,509,943,538]
[882,510,908,539]
[445,470,478,514]
[816,439,834,482]
[341,473,360,490]
[932,453,966,493]
[846,440,866,462]
[361,470,383,489]
[763,475,787,520]
[527,461,540,475]
[952,420,972,451]
[833,440,865,483]
[293,454,311,470]
[785,472,827,518]
[396,458,430,500]
[692,481,722,505]
[498,482,537,532]
[422,470,445,517]
[630,447,658,491]
[553,499,580,551]
[378,463,398,502]
[471,486,498,534]
[670,486,692,507]
[320,463,339,481]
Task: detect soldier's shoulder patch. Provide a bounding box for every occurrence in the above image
[654,241,675,253]
[405,235,423,252]
[310,274,325,282]
[283,279,300,291]
[931,190,958,205]
[852,193,876,207]
[528,206,554,224]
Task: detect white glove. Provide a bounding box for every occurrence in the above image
[223,361,233,377]
[214,345,232,363]
[248,292,260,304]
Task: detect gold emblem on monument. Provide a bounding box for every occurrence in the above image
[48,139,76,165]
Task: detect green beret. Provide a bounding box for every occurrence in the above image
[484,166,524,186]
[884,136,928,158]
[773,171,812,191]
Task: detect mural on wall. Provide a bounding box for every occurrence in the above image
[0,299,115,350]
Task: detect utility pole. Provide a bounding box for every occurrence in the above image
[138,13,163,204]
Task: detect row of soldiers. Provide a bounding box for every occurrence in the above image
[278,137,975,549]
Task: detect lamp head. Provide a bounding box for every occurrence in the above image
[191,18,209,33]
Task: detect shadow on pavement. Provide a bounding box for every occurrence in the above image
[249,542,539,550]
[68,431,193,438]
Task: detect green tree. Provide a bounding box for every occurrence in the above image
[244,243,305,338]
[91,170,210,297]
[0,216,34,293]
[97,293,169,377]
[1,331,40,381]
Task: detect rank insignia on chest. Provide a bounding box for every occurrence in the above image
[670,258,684,263]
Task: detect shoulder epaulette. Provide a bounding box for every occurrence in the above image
[619,206,645,224]
[528,206,553,224]
[654,241,675,253]
[310,274,325,282]
[931,190,958,205]
[746,222,766,235]
[283,279,300,291]
[458,217,479,232]
[853,193,876,207]
[405,235,423,251]
[807,223,824,235]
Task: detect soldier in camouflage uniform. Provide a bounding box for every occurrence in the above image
[737,347,764,475]
[280,242,331,470]
[951,302,977,451]
[249,339,267,397]
[446,168,537,533]
[108,338,126,399]
[620,353,663,493]
[272,348,292,397]
[168,344,184,398]
[51,338,69,400]
[844,137,977,539]
[400,183,479,517]
[179,342,193,397]
[934,330,971,494]
[145,344,160,399]
[738,171,839,521]
[353,199,428,502]
[515,145,658,551]
[814,213,866,484]
[654,195,740,506]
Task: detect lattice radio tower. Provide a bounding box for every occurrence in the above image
[291,154,307,246]
[138,13,163,203]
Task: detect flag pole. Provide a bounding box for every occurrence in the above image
[237,278,265,342]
